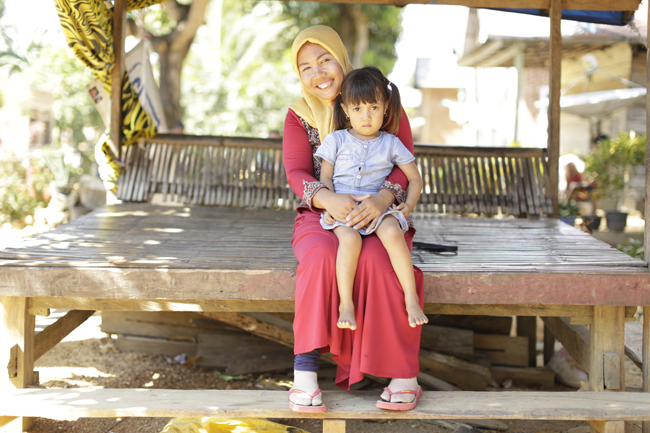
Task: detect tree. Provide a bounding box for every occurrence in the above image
[181,1,298,136]
[137,0,210,128]
[282,2,403,74]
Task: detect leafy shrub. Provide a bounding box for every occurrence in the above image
[617,238,644,261]
[0,152,53,225]
[584,131,646,200]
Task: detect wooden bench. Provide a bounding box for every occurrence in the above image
[118,134,553,217]
[2,202,650,432]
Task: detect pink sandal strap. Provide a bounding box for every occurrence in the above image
[382,387,419,397]
[289,388,322,399]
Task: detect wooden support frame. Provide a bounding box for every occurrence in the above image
[34,310,95,362]
[0,297,34,432]
[548,0,562,217]
[109,0,126,158]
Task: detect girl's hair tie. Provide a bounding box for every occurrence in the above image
[387,80,392,90]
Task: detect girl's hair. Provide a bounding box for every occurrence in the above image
[333,66,402,135]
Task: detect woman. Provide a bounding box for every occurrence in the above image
[283,25,424,412]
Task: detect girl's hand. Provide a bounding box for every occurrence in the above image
[395,203,412,217]
[323,210,335,225]
[346,191,393,231]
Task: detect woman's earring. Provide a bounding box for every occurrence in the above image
[384,111,387,117]
[345,114,349,120]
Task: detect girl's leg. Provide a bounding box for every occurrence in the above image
[332,226,362,330]
[374,217,428,328]
[291,348,323,406]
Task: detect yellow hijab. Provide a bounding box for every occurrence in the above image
[290,25,354,143]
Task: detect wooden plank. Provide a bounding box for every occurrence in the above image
[624,320,643,369]
[491,366,555,388]
[420,324,473,357]
[3,389,650,421]
[416,371,461,391]
[108,0,126,158]
[323,420,345,433]
[544,324,555,365]
[603,353,621,390]
[542,317,589,373]
[474,334,529,367]
[419,349,491,391]
[517,316,537,367]
[590,306,625,392]
[34,310,94,361]
[427,315,512,335]
[548,0,562,217]
[196,333,294,374]
[114,334,196,357]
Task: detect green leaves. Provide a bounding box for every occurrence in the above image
[584,131,646,200]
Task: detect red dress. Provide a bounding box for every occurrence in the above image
[283,109,424,391]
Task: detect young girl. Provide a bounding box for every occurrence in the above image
[315,66,428,331]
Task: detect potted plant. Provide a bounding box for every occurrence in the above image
[558,200,579,226]
[583,131,646,231]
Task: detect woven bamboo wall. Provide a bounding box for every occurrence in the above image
[117,134,552,217]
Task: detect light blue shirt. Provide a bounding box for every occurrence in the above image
[315,129,415,196]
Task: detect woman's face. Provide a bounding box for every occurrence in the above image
[297,42,345,101]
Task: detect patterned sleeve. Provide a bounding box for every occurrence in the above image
[314,133,338,167]
[391,135,416,166]
[282,109,329,211]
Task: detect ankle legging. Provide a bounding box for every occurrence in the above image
[294,348,321,372]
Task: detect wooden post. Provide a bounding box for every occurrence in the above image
[0,297,35,432]
[543,324,555,365]
[589,306,625,392]
[548,0,562,217]
[109,0,126,158]
[641,304,650,433]
[516,316,537,367]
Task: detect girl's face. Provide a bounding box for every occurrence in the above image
[341,98,388,140]
[297,42,345,101]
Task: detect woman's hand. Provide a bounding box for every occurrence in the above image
[313,189,363,223]
[322,210,336,225]
[346,190,394,231]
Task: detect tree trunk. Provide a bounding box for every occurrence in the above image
[351,5,368,67]
[156,37,192,128]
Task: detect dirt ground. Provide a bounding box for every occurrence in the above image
[23,312,645,433]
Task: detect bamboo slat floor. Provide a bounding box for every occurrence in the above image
[0,203,649,306]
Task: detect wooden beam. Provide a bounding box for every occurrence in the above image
[419,349,491,391]
[542,317,589,373]
[34,310,95,362]
[548,0,562,217]
[275,0,640,13]
[31,297,620,318]
[109,0,126,158]
[491,365,555,388]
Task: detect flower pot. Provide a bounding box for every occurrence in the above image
[605,211,628,232]
[584,215,602,232]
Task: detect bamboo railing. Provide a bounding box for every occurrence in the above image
[117,134,552,217]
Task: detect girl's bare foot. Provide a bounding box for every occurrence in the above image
[405,295,428,328]
[337,304,357,330]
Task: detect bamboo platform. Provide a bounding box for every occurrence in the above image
[0,204,648,307]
